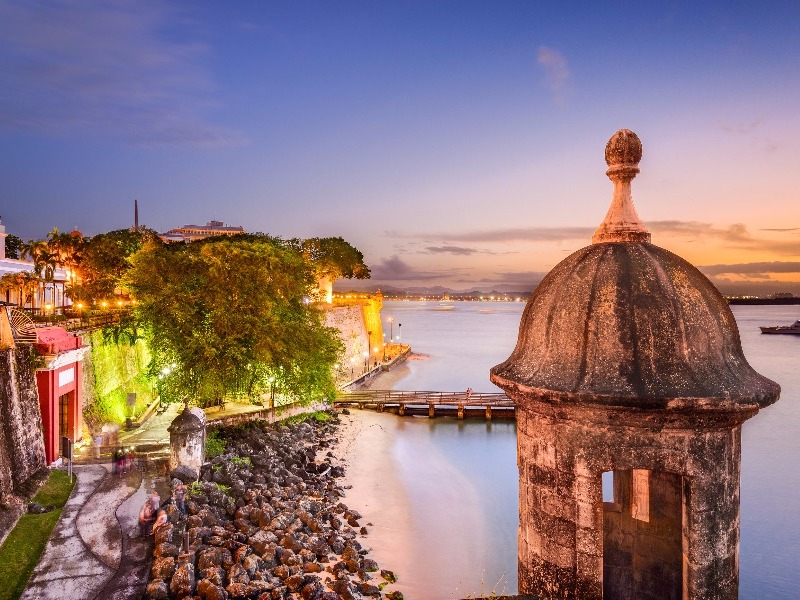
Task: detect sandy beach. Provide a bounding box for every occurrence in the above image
[333,404,506,600]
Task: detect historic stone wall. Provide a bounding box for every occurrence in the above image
[80,330,153,430]
[0,347,46,495]
[603,469,683,600]
[324,296,384,372]
[514,399,744,600]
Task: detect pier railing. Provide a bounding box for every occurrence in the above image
[335,389,515,419]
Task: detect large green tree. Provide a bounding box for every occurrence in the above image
[289,237,371,282]
[125,236,342,406]
[4,234,23,259]
[70,228,155,304]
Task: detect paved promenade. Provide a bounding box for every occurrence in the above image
[20,464,170,600]
[18,399,327,600]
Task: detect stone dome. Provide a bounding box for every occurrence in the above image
[490,130,780,410]
[168,405,206,433]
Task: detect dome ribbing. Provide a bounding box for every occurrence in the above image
[490,129,779,409]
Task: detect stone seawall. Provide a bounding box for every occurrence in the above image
[324,296,384,369]
[0,347,46,494]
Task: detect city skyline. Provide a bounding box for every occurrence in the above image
[1,1,799,294]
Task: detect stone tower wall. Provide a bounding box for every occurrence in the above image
[0,347,46,495]
[515,400,743,600]
[603,469,683,600]
[325,296,384,366]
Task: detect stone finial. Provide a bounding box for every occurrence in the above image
[592,129,651,244]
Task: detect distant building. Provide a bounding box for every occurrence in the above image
[0,219,71,309]
[159,220,245,243]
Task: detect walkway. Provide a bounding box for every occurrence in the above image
[23,398,328,599]
[21,463,170,600]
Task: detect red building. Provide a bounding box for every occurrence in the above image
[34,327,87,464]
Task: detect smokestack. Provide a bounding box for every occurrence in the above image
[134,199,139,231]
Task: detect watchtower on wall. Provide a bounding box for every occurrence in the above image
[490,130,780,599]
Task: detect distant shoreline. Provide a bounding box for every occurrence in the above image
[727,298,800,305]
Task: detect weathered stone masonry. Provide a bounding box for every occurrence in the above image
[0,345,46,495]
[491,130,780,600]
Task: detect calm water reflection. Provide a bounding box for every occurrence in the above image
[355,301,799,599]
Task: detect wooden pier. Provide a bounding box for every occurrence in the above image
[334,389,515,419]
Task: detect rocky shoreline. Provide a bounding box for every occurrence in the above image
[146,411,403,600]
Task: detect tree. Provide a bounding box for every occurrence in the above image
[20,238,56,307]
[4,234,23,259]
[125,236,342,406]
[290,237,371,282]
[70,228,155,304]
[0,271,39,307]
[46,227,84,278]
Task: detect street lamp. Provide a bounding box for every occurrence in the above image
[397,323,402,342]
[362,350,369,373]
[388,317,393,342]
[373,346,379,367]
[382,342,387,361]
[267,376,276,409]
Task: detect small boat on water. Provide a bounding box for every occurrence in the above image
[759,320,800,334]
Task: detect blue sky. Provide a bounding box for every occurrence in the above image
[1,1,799,292]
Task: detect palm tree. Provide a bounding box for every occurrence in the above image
[0,272,39,307]
[20,239,56,307]
[46,227,84,307]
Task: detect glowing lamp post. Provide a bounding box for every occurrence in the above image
[362,350,369,373]
[267,376,276,409]
[388,317,394,343]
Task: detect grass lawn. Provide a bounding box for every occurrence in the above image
[0,470,75,600]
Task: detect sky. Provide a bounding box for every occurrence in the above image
[1,1,799,294]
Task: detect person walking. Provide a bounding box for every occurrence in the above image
[138,500,155,536]
[173,482,188,517]
[116,447,126,477]
[152,509,169,536]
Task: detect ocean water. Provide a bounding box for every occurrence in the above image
[351,300,800,599]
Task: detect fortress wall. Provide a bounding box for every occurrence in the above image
[0,347,46,495]
[324,296,384,371]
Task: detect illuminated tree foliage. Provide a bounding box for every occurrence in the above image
[125,236,342,406]
[0,271,39,307]
[69,228,156,304]
[288,237,371,282]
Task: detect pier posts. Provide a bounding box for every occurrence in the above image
[458,404,464,419]
[428,403,435,418]
[485,405,492,420]
[398,403,405,416]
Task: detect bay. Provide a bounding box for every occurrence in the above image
[344,300,800,599]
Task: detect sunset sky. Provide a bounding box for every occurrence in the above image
[1,1,799,293]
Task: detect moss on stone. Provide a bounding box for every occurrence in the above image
[82,329,153,429]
